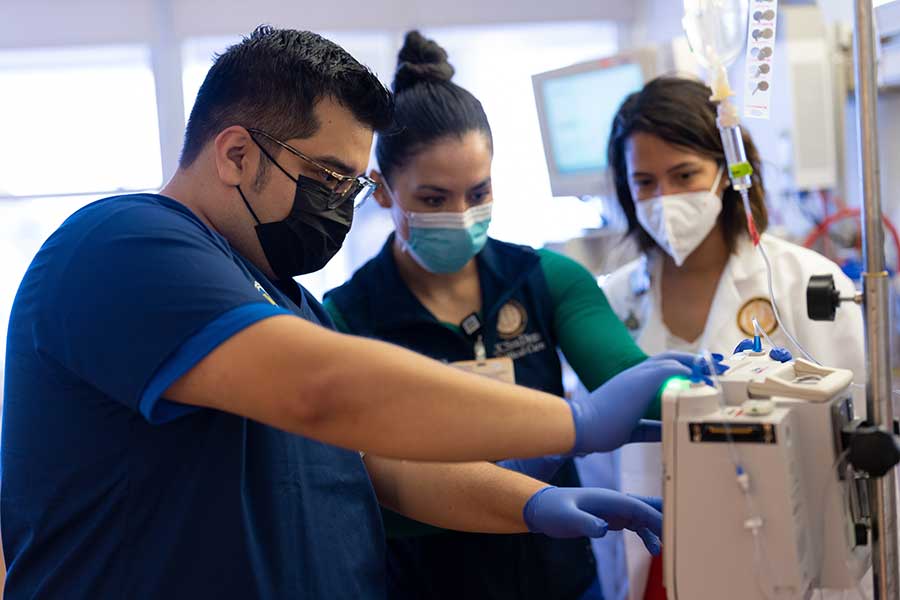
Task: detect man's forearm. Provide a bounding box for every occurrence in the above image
[169,316,576,462]
[365,455,546,534]
[319,329,576,460]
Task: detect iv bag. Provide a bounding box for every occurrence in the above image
[683,0,749,70]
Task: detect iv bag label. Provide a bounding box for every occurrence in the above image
[744,0,778,120]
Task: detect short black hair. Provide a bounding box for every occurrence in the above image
[180,26,393,167]
[375,30,493,183]
[607,76,767,254]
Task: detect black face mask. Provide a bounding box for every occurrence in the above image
[238,175,353,279]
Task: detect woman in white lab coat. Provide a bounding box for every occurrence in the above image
[597,76,866,599]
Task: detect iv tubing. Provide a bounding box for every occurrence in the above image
[739,187,818,363]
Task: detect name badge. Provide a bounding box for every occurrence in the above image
[450,357,516,385]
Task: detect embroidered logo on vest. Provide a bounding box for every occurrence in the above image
[497,300,528,339]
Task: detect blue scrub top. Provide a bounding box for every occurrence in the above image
[1,194,385,599]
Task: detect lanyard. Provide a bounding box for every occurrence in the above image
[460,312,487,361]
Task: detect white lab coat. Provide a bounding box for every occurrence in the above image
[595,233,866,600]
[602,233,865,378]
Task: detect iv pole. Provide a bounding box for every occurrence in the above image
[853,0,899,596]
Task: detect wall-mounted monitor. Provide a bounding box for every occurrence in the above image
[533,47,677,198]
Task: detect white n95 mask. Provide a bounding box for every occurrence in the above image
[635,166,725,266]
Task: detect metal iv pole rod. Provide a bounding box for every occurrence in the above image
[853,0,900,597]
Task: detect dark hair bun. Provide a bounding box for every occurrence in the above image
[393,30,455,92]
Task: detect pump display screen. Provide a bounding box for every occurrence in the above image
[539,62,644,174]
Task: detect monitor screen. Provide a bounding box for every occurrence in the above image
[539,62,645,174]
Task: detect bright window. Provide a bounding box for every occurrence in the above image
[0,46,163,197]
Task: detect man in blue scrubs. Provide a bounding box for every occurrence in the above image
[1,27,690,598]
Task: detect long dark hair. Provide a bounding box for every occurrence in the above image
[607,76,767,253]
[374,31,493,184]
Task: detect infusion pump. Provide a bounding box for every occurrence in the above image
[662,348,870,600]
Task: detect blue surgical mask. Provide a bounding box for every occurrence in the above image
[385,182,492,273]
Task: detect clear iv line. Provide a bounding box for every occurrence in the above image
[740,187,818,364]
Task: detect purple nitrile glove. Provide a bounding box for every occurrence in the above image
[653,351,727,373]
[523,486,663,555]
[656,350,728,386]
[500,420,663,481]
[627,419,662,444]
[568,358,690,454]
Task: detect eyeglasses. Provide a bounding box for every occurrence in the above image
[247,128,377,210]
